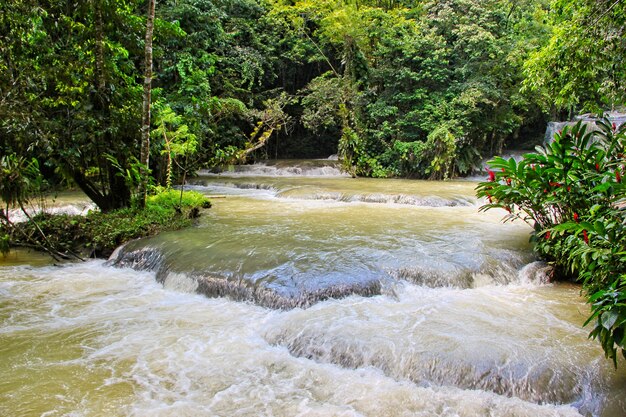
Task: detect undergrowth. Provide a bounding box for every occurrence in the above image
[2,190,211,258]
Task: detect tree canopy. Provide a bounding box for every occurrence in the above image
[1,0,623,209]
[523,0,625,115]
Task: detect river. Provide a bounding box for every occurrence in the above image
[1,160,625,416]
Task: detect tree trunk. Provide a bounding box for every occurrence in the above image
[139,0,156,208]
[67,167,111,212]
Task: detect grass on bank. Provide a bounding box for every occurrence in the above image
[1,189,211,259]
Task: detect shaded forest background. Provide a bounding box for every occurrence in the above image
[1,0,624,210]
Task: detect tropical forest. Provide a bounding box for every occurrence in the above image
[1,0,625,416]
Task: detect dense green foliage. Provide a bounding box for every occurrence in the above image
[1,0,556,206]
[1,190,211,258]
[272,0,553,178]
[0,0,276,211]
[477,119,626,365]
[0,154,44,212]
[3,0,624,198]
[523,0,626,114]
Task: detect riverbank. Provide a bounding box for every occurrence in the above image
[1,190,211,260]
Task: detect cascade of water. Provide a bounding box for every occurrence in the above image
[3,168,626,416]
[544,121,571,143]
[262,283,611,415]
[188,175,479,207]
[544,113,626,144]
[108,244,384,309]
[106,189,537,309]
[2,261,624,416]
[200,159,349,177]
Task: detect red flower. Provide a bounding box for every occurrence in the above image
[583,230,589,244]
[595,163,600,172]
[488,170,495,181]
[613,122,617,131]
[501,168,505,173]
[573,212,579,222]
[567,186,571,192]
[487,193,493,203]
[549,181,561,187]
[545,231,551,240]
[506,178,512,186]
[616,170,622,183]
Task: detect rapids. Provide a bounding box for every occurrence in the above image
[1,161,625,416]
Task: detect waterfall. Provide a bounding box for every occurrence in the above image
[544,112,626,144]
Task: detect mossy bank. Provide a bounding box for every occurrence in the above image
[1,190,211,260]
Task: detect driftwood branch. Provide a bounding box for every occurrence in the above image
[1,204,82,262]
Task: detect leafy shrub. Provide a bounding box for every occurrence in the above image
[454,138,482,176]
[424,125,456,180]
[0,154,44,216]
[376,125,457,179]
[378,140,428,178]
[147,189,211,210]
[476,118,626,366]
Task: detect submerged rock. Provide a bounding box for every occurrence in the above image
[108,244,381,309]
[107,246,164,271]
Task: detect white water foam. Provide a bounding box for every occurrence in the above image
[6,202,97,223]
[2,261,622,416]
[198,162,349,178]
[163,271,199,293]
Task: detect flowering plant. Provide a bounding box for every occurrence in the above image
[477,117,626,366]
